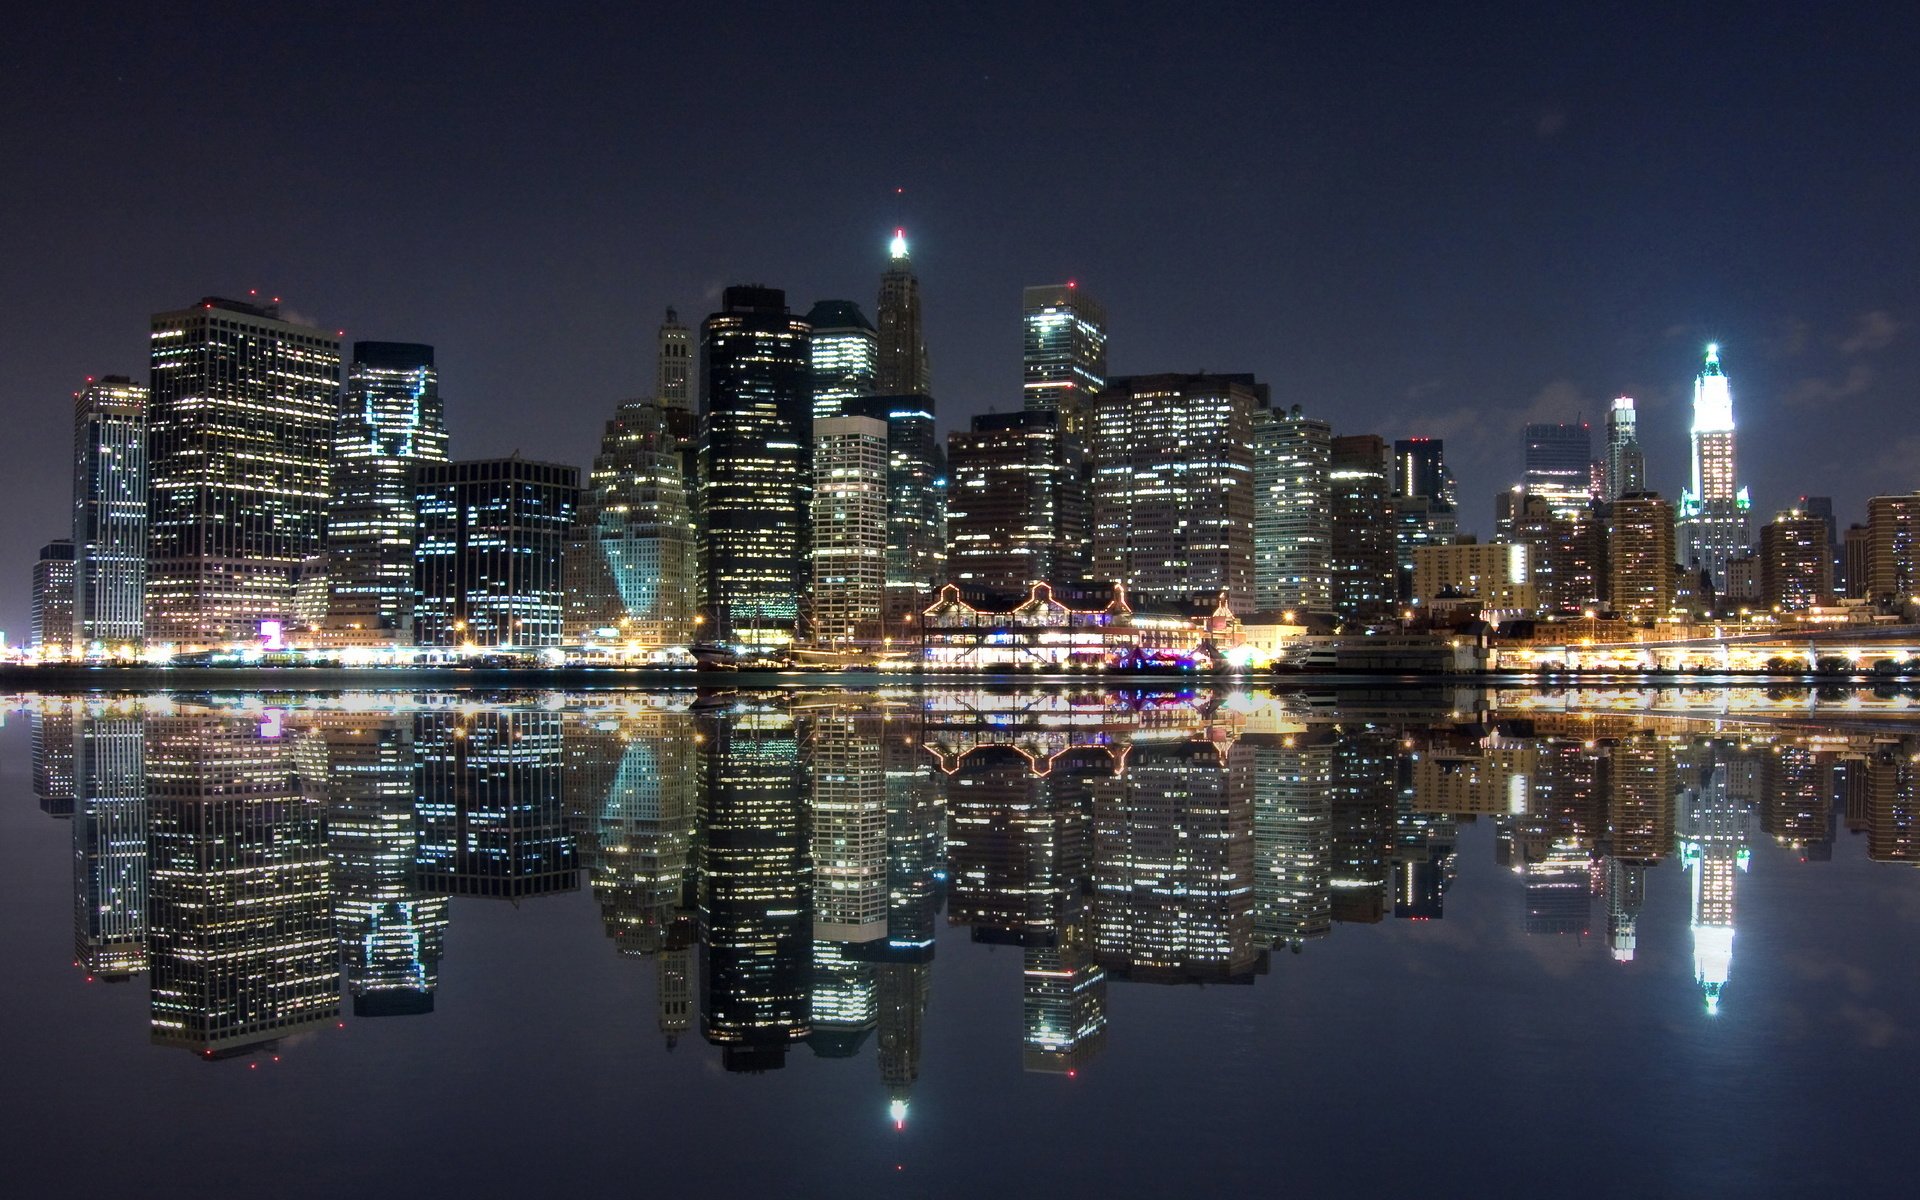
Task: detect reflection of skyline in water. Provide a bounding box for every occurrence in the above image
[13,688,1920,1100]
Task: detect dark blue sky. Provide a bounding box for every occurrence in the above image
[4,2,1916,636]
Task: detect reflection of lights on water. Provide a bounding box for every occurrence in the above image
[889,1099,908,1130]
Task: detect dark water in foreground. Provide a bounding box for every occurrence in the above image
[0,686,1914,1199]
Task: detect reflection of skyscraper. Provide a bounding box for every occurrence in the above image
[807,941,877,1059]
[812,714,889,943]
[1248,732,1333,949]
[1330,729,1395,923]
[321,714,447,1016]
[574,712,699,955]
[31,704,77,817]
[147,715,339,1056]
[72,709,147,978]
[878,960,932,1124]
[1091,741,1257,982]
[1602,856,1646,963]
[1761,744,1833,856]
[1679,761,1753,1013]
[1023,916,1107,1075]
[1604,733,1674,962]
[1863,742,1920,864]
[698,710,811,1071]
[942,746,1089,946]
[416,711,576,898]
[1523,842,1592,936]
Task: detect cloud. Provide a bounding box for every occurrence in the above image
[1534,107,1568,139]
[1839,309,1902,355]
[1780,363,1876,410]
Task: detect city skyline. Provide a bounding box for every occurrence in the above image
[4,7,1917,638]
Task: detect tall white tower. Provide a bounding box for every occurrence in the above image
[1677,345,1752,594]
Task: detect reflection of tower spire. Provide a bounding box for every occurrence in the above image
[877,961,930,1129]
[1680,762,1751,1014]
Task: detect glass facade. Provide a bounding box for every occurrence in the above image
[413,458,579,649]
[810,416,890,651]
[876,232,931,397]
[807,300,878,423]
[1253,405,1333,615]
[564,401,698,651]
[944,410,1087,594]
[1021,283,1107,438]
[71,376,148,648]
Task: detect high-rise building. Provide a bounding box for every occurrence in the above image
[147,715,338,1056]
[324,342,447,646]
[30,540,76,653]
[1253,406,1333,615]
[1680,761,1752,1014]
[1760,510,1832,613]
[656,308,696,414]
[1388,495,1459,604]
[565,401,698,650]
[1865,492,1920,608]
[31,704,76,817]
[1604,397,1646,502]
[72,709,147,978]
[1522,423,1595,520]
[945,410,1087,593]
[1497,490,1604,614]
[414,458,579,649]
[1394,438,1457,510]
[876,231,932,397]
[1677,345,1753,593]
[1410,542,1537,612]
[811,416,890,651]
[1089,373,1261,610]
[1248,731,1333,950]
[699,286,813,646]
[71,376,148,649]
[1022,918,1107,1074]
[1842,522,1872,600]
[1022,283,1107,437]
[845,395,947,623]
[1609,493,1677,620]
[1328,435,1395,623]
[806,300,879,422]
[811,714,889,944]
[146,297,341,646]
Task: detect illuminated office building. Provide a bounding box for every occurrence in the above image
[1394,437,1457,510]
[71,376,148,648]
[656,307,696,414]
[1329,435,1395,623]
[807,300,879,422]
[1677,346,1753,593]
[72,710,147,978]
[323,342,447,646]
[1863,492,1920,607]
[415,710,576,898]
[320,714,447,1015]
[1330,728,1396,923]
[1247,731,1333,949]
[698,286,813,646]
[31,703,76,816]
[1022,283,1107,437]
[942,745,1090,946]
[1090,741,1257,982]
[807,941,877,1058]
[811,416,890,651]
[1253,405,1333,615]
[945,410,1087,593]
[1089,373,1260,610]
[413,458,579,649]
[1389,495,1458,603]
[1522,422,1594,521]
[146,297,341,645]
[30,540,75,654]
[1760,744,1831,855]
[1609,493,1677,619]
[1603,855,1646,963]
[876,231,932,398]
[1680,761,1752,1013]
[1498,491,1605,614]
[881,725,945,958]
[147,715,338,1056]
[845,394,948,623]
[1604,397,1646,502]
[564,401,697,649]
[1522,841,1593,936]
[698,710,811,1071]
[1760,510,1832,612]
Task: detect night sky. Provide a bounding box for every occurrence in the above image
[4,3,1917,637]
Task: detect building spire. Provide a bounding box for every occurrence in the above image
[889,228,908,260]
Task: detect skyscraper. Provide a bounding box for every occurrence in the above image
[146,297,341,646]
[414,458,580,649]
[698,286,813,646]
[811,415,890,652]
[1609,492,1677,620]
[1393,438,1457,510]
[655,308,696,414]
[945,410,1088,593]
[1090,373,1261,610]
[806,300,879,422]
[30,539,75,653]
[1328,435,1395,623]
[1864,492,1920,608]
[1522,423,1594,520]
[1022,283,1107,437]
[845,394,947,623]
[1604,397,1646,502]
[876,231,932,397]
[1253,405,1333,615]
[1759,509,1832,612]
[564,401,698,650]
[1678,345,1752,593]
[71,376,148,649]
[324,342,448,646]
